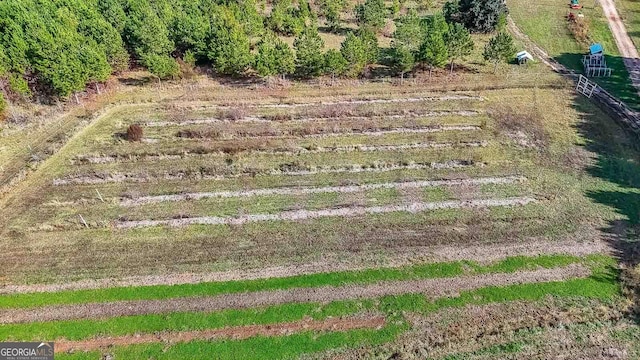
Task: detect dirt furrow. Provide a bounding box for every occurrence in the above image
[144,111,482,127]
[73,141,488,165]
[119,176,525,207]
[241,95,484,108]
[52,160,478,185]
[116,197,536,229]
[0,264,589,324]
[54,316,386,353]
[172,125,483,142]
[0,238,605,295]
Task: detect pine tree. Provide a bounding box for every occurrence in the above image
[445,22,474,74]
[391,43,415,80]
[483,32,515,73]
[294,25,326,77]
[142,53,180,79]
[324,49,347,80]
[419,13,448,77]
[340,32,367,78]
[207,9,252,76]
[355,0,387,31]
[393,10,425,53]
[320,0,346,31]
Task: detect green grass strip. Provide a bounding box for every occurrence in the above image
[0,255,618,343]
[0,300,373,342]
[55,323,406,360]
[50,272,618,359]
[0,254,586,309]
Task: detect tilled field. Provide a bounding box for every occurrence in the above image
[0,82,637,359]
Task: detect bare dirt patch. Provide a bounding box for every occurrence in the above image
[55,315,386,353]
[0,264,590,324]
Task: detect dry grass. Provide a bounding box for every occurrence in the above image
[487,105,549,149]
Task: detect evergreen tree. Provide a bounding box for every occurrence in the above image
[324,49,347,79]
[267,0,305,36]
[445,22,473,74]
[355,0,387,31]
[170,0,210,54]
[393,10,425,53]
[207,9,252,76]
[255,32,295,78]
[143,53,180,79]
[391,43,415,80]
[447,0,507,33]
[358,27,379,65]
[320,0,346,31]
[294,25,325,77]
[340,32,366,78]
[418,13,448,76]
[483,32,515,73]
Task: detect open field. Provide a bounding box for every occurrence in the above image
[1,43,640,357]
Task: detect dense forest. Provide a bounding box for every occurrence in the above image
[0,0,508,106]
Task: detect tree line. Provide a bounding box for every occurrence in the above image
[0,0,514,104]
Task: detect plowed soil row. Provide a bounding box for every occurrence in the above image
[115,197,536,229]
[73,141,487,165]
[144,111,482,127]
[55,316,386,353]
[225,95,484,109]
[119,176,525,207]
[171,125,482,141]
[0,264,589,324]
[0,238,606,294]
[52,160,477,185]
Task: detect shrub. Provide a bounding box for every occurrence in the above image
[0,93,7,121]
[142,54,180,80]
[568,17,590,45]
[126,124,144,142]
[218,108,246,121]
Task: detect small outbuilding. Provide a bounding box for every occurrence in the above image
[516,51,534,65]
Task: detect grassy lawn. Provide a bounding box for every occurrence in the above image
[617,0,640,53]
[508,0,639,106]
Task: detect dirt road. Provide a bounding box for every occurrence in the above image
[599,0,640,93]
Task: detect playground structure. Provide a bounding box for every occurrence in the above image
[582,43,612,77]
[570,0,583,9]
